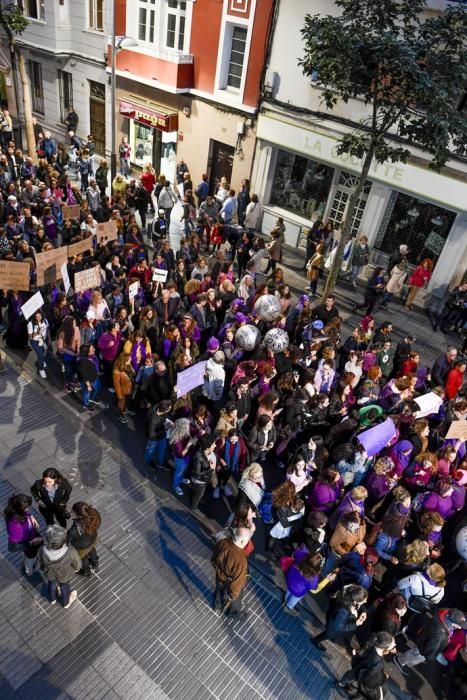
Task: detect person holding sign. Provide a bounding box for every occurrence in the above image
[27,310,50,379]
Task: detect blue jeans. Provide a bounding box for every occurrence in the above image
[62,354,77,385]
[285,591,303,609]
[322,548,342,576]
[145,437,167,466]
[173,455,189,489]
[351,265,362,282]
[81,378,101,407]
[30,339,46,371]
[48,580,71,605]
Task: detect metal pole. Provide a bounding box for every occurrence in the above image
[110,0,117,183]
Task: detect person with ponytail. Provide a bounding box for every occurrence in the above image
[67,502,101,576]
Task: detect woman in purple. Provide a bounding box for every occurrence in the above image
[4,494,42,575]
[422,478,458,519]
[308,468,343,513]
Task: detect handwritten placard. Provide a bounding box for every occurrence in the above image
[68,237,93,257]
[0,260,30,291]
[446,422,467,441]
[176,361,207,398]
[73,266,101,293]
[62,204,81,220]
[96,220,118,243]
[152,268,168,283]
[35,247,69,286]
[21,291,44,320]
[129,281,139,301]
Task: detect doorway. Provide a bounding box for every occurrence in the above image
[89,81,105,155]
[209,140,234,192]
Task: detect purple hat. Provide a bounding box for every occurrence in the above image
[235,312,249,324]
[232,298,244,307]
[207,337,220,352]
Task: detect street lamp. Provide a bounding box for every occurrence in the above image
[110,6,137,182]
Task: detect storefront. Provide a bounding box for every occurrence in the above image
[252,111,467,289]
[119,98,178,182]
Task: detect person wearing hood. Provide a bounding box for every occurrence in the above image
[202,351,226,407]
[395,608,467,672]
[387,440,413,477]
[36,525,81,608]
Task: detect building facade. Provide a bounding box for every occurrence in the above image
[114,0,274,189]
[7,0,110,154]
[251,0,467,296]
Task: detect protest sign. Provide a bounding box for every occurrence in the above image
[68,237,93,257]
[0,260,30,291]
[446,422,467,441]
[414,392,443,419]
[73,266,101,293]
[152,268,168,283]
[176,361,207,398]
[61,262,71,294]
[62,204,81,220]
[357,418,397,457]
[35,247,68,286]
[21,291,44,320]
[96,220,118,243]
[129,281,139,301]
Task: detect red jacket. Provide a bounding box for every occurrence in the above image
[445,367,464,400]
[409,265,431,288]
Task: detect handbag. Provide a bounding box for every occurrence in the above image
[408,578,437,614]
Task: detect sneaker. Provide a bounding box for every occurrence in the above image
[174,486,184,496]
[283,605,299,616]
[63,590,77,609]
[84,404,96,412]
[213,487,220,499]
[89,399,107,407]
[39,369,47,379]
[223,484,233,497]
[50,599,57,605]
[118,415,128,424]
[43,361,47,368]
[181,478,191,485]
[393,656,408,675]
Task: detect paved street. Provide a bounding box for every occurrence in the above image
[0,365,352,700]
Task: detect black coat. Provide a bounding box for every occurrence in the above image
[192,451,213,484]
[146,372,172,405]
[31,478,72,510]
[415,611,451,660]
[351,646,386,691]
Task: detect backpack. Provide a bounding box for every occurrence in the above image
[408,577,438,614]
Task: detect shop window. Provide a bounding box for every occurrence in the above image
[28,60,44,114]
[138,0,156,44]
[58,70,73,124]
[88,0,103,31]
[269,149,334,219]
[327,171,372,235]
[375,191,456,268]
[134,123,154,167]
[166,0,186,51]
[18,0,45,21]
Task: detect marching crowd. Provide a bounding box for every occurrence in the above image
[1,130,467,700]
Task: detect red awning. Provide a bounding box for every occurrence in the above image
[119,100,178,132]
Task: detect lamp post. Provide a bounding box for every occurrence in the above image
[110,5,136,183]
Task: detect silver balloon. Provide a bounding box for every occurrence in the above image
[254,294,281,322]
[264,328,289,354]
[235,324,261,351]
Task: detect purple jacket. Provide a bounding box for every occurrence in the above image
[423,493,455,519]
[98,331,122,361]
[329,493,365,529]
[286,546,320,597]
[6,515,37,544]
[366,472,391,501]
[309,479,341,512]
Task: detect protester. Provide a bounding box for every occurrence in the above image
[37,525,81,608]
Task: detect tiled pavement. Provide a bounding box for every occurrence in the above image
[0,368,350,700]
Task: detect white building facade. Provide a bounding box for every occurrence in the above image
[251,0,467,297]
[12,0,110,154]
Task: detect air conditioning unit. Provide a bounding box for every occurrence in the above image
[264,70,278,97]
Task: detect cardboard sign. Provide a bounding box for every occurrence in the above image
[152,268,168,283]
[21,290,44,320]
[73,266,102,293]
[62,204,81,220]
[68,237,93,257]
[446,422,467,441]
[96,220,118,243]
[129,280,139,301]
[35,247,68,286]
[0,259,30,291]
[61,262,71,294]
[176,361,207,398]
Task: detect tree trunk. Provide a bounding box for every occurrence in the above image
[322,149,374,297]
[15,47,36,161]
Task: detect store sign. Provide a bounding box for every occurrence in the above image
[119,100,178,133]
[257,114,466,213]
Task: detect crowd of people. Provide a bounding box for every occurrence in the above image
[1,134,467,699]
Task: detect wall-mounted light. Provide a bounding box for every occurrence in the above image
[183,106,191,118]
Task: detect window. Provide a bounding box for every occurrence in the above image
[138,0,156,44]
[327,171,372,235]
[269,149,334,219]
[166,0,186,51]
[58,70,73,123]
[28,60,44,114]
[227,26,247,89]
[88,0,104,31]
[18,0,45,20]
